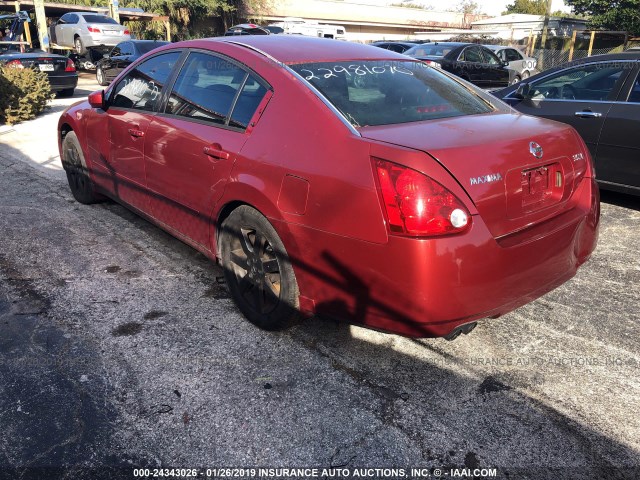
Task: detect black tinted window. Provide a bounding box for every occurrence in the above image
[166,52,246,125]
[137,42,169,54]
[291,60,492,127]
[82,15,119,24]
[628,75,640,102]
[111,51,180,111]
[531,63,627,101]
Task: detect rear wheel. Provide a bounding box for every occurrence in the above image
[96,66,108,86]
[510,75,521,85]
[62,131,102,204]
[220,206,302,331]
[521,71,530,80]
[74,36,85,55]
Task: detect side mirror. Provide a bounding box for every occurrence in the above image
[502,60,509,68]
[513,83,531,99]
[88,89,105,109]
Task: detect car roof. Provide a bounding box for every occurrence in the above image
[371,41,417,46]
[180,36,405,64]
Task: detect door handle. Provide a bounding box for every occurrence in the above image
[203,144,230,160]
[574,111,602,118]
[127,128,145,138]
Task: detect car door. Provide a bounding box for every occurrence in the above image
[55,14,71,46]
[143,50,272,248]
[502,61,633,160]
[456,46,487,87]
[100,50,182,211]
[111,41,133,79]
[102,43,120,78]
[595,62,640,190]
[480,47,510,88]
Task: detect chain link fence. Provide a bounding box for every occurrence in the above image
[530,42,640,70]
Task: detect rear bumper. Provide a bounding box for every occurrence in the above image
[282,177,599,338]
[47,73,78,91]
[82,33,127,48]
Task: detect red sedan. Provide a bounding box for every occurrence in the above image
[57,36,599,339]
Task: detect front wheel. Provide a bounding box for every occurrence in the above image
[510,75,521,85]
[220,206,302,331]
[96,66,108,86]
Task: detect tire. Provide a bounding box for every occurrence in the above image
[96,66,108,86]
[510,75,521,85]
[74,36,85,55]
[61,131,102,204]
[220,206,302,331]
[57,88,75,97]
[521,71,530,80]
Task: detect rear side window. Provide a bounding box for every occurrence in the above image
[166,51,267,128]
[291,60,492,127]
[506,49,522,62]
[111,51,180,111]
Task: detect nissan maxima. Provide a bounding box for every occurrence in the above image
[57,36,599,339]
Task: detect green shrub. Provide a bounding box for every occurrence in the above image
[0,66,54,125]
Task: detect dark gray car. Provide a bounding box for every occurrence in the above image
[494,51,640,195]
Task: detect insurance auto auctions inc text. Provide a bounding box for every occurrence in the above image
[198,467,498,478]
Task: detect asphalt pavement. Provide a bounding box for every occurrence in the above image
[0,73,638,480]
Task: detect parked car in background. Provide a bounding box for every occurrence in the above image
[268,18,346,39]
[224,24,270,36]
[494,51,640,195]
[370,41,420,54]
[0,50,77,96]
[404,42,513,89]
[484,45,537,84]
[57,36,598,339]
[51,12,131,54]
[96,40,169,86]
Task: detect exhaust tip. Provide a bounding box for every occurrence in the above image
[444,321,477,341]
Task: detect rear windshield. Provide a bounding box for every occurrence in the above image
[404,45,453,57]
[290,60,493,127]
[137,42,168,54]
[82,15,119,24]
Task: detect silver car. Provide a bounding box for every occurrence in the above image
[53,12,131,54]
[484,45,537,84]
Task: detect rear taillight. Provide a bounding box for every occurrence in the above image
[5,59,24,69]
[124,29,130,35]
[374,158,471,237]
[87,26,101,33]
[65,58,76,72]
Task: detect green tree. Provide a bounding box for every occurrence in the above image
[503,0,548,15]
[564,0,640,35]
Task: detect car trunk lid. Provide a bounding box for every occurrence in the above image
[360,112,584,238]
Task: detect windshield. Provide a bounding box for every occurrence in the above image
[290,60,493,127]
[83,15,119,24]
[404,44,454,57]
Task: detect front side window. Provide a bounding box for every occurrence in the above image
[290,60,493,127]
[481,48,500,65]
[627,73,640,102]
[66,14,79,24]
[506,49,522,62]
[530,62,628,101]
[166,52,267,128]
[111,51,180,111]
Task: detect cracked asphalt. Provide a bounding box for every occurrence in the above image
[0,75,639,479]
